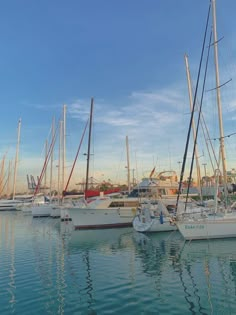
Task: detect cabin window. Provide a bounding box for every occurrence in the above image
[108,201,139,208]
[109,202,125,207]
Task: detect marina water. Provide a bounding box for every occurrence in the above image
[1,211,236,314]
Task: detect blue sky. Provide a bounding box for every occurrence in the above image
[1,0,236,192]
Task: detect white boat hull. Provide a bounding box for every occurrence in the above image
[177,213,236,240]
[0,200,22,210]
[133,215,177,233]
[68,207,135,229]
[32,204,53,217]
[0,205,18,211]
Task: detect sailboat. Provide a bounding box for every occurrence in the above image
[132,199,177,233]
[30,116,59,217]
[176,0,236,240]
[66,98,141,229]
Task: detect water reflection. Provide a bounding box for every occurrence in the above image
[81,250,94,312]
[133,231,183,275]
[174,249,209,315]
[0,213,17,314]
[66,227,133,252]
[179,238,236,314]
[2,212,236,314]
[132,232,236,314]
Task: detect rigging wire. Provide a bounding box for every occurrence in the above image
[185,29,213,211]
[209,131,236,140]
[175,2,212,212]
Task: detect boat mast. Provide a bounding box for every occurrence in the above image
[6,160,12,198]
[0,156,5,197]
[212,0,228,195]
[126,135,131,194]
[85,97,94,197]
[184,54,202,201]
[49,117,55,198]
[44,139,48,189]
[58,120,63,198]
[12,118,21,200]
[62,104,66,191]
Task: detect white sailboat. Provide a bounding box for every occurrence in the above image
[26,117,58,217]
[176,0,236,240]
[132,199,177,233]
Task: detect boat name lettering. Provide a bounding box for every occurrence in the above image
[184,224,204,229]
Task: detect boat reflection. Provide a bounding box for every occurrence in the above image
[62,227,135,314]
[2,211,236,314]
[0,213,17,314]
[178,238,236,314]
[66,227,134,252]
[132,232,236,314]
[132,231,183,276]
[180,238,236,259]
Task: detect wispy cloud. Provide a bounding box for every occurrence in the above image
[68,86,186,130]
[129,88,184,109]
[66,85,188,174]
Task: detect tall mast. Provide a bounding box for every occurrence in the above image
[62,104,67,191]
[0,155,5,197]
[126,135,131,194]
[44,139,48,189]
[184,54,202,201]
[49,117,55,197]
[85,98,94,196]
[212,0,227,191]
[12,119,21,199]
[6,160,12,198]
[58,120,63,198]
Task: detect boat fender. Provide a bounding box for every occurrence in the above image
[132,207,136,215]
[169,217,176,225]
[160,211,164,224]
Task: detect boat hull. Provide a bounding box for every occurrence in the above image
[68,207,135,230]
[0,205,18,211]
[177,214,236,240]
[0,200,23,211]
[32,204,53,217]
[133,215,177,233]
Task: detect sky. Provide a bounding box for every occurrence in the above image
[1,0,236,193]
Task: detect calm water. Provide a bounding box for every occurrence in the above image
[1,212,236,314]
